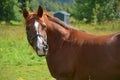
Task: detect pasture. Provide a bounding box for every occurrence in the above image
[0,22,120,80]
[0,24,54,80]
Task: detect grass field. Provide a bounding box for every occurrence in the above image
[0,24,55,80]
[0,22,120,80]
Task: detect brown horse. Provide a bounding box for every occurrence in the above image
[23,6,120,80]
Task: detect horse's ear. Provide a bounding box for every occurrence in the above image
[37,6,43,17]
[23,8,29,18]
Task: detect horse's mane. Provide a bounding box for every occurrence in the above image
[46,14,75,30]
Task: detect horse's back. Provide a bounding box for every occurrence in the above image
[70,31,120,80]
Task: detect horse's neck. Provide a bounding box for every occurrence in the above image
[46,20,70,52]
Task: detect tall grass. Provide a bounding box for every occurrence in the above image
[70,18,120,35]
[0,24,55,80]
[0,25,39,65]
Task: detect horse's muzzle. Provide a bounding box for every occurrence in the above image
[35,42,48,56]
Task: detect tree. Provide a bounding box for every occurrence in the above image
[0,0,21,23]
[18,0,26,9]
[29,0,63,11]
[96,0,120,22]
[29,0,74,13]
[74,0,95,23]
[74,0,120,23]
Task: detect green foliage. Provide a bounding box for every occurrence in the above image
[18,0,26,9]
[0,0,22,23]
[29,0,74,12]
[74,0,120,23]
[29,0,60,11]
[95,0,119,22]
[74,0,95,23]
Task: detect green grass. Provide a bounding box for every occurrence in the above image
[0,24,55,80]
[0,22,120,80]
[0,65,54,80]
[72,21,120,35]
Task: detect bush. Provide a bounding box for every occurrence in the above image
[0,0,22,23]
[74,0,120,23]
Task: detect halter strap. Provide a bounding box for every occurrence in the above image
[31,34,43,40]
[28,34,43,43]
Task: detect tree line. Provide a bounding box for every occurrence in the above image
[0,0,120,23]
[74,0,120,23]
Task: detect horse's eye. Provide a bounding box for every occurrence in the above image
[42,23,46,29]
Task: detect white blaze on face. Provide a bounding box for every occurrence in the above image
[34,20,39,32]
[34,20,44,53]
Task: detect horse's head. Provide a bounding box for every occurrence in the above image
[23,6,48,56]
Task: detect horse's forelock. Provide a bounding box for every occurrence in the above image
[25,12,38,24]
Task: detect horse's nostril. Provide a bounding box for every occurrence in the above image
[44,44,48,50]
[43,43,48,52]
